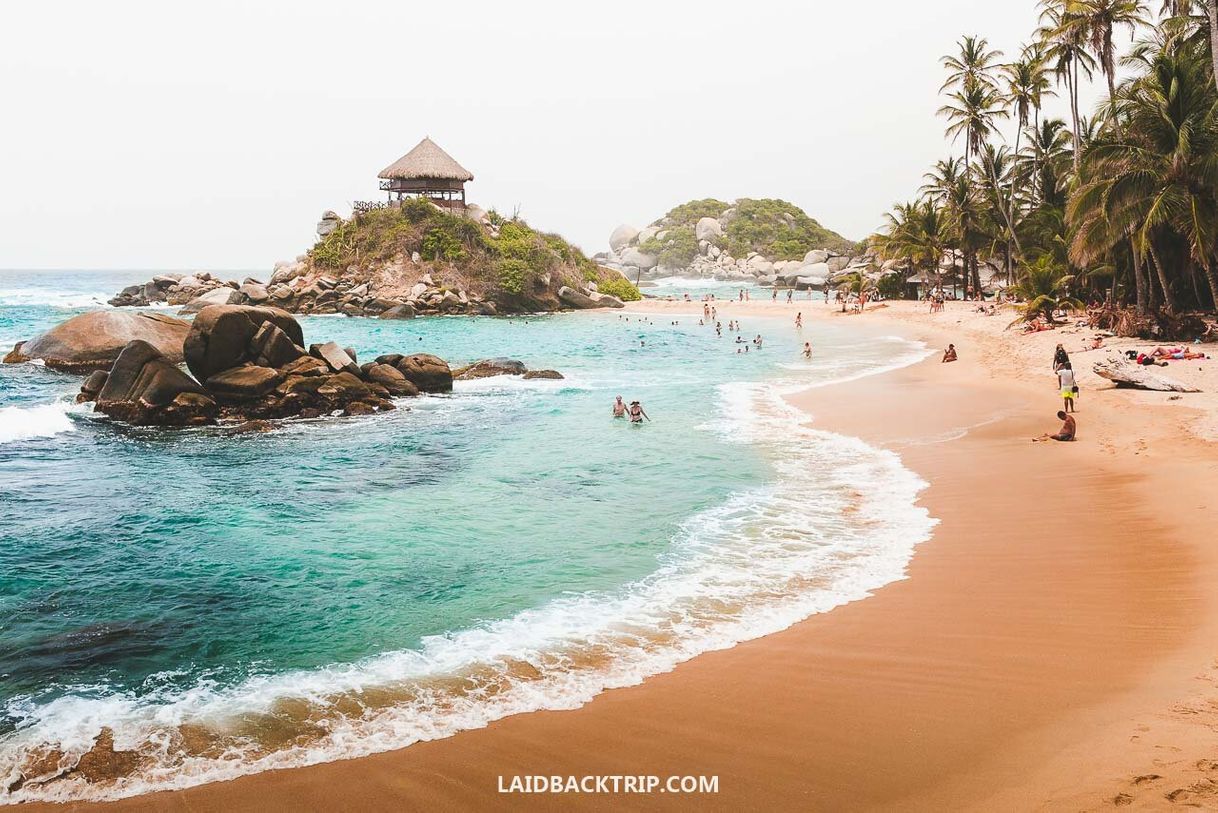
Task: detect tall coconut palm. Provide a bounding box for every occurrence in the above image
[1038,0,1098,170]
[1069,0,1150,101]
[938,79,1010,176]
[940,35,1004,92]
[873,199,950,291]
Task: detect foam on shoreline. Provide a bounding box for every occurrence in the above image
[0,334,936,804]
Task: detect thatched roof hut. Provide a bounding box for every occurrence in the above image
[377,137,473,209]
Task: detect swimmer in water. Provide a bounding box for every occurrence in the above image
[628,400,649,423]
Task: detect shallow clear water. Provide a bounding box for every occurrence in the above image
[0,270,934,802]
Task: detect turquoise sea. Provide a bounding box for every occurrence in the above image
[0,269,934,802]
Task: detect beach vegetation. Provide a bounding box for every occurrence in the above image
[307,199,615,306]
[596,275,642,301]
[869,1,1218,332]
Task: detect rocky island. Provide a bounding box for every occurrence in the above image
[107,197,638,317]
[598,198,874,289]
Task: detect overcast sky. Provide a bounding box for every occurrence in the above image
[2,0,1110,271]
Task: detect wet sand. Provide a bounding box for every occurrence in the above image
[34,299,1218,811]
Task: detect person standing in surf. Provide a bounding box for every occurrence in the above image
[612,396,627,418]
[628,400,649,424]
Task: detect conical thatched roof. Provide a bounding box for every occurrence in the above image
[378,137,473,181]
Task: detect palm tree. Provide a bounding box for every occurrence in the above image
[938,80,1010,175]
[1071,0,1150,101]
[1068,44,1218,310]
[873,199,949,293]
[1039,0,1098,170]
[1009,253,1085,321]
[940,35,1004,92]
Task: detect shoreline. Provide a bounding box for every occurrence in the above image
[21,299,1218,810]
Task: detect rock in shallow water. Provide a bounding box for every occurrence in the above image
[94,340,217,426]
[4,311,191,372]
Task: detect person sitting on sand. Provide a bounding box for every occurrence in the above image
[942,343,958,363]
[612,396,627,418]
[1088,335,1104,350]
[628,400,649,423]
[1057,362,1077,413]
[1034,411,1076,442]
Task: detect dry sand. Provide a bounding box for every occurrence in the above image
[33,299,1218,811]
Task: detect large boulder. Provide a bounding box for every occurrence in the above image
[619,248,658,271]
[522,369,564,380]
[249,322,304,368]
[395,353,453,393]
[804,249,829,265]
[557,286,598,309]
[6,311,191,372]
[310,341,360,376]
[695,217,723,242]
[183,305,304,383]
[609,224,640,253]
[94,340,216,426]
[365,363,420,396]
[205,365,284,402]
[179,287,244,314]
[380,303,416,319]
[453,358,528,380]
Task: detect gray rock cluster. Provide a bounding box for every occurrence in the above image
[107,268,499,318]
[597,212,868,289]
[74,304,456,427]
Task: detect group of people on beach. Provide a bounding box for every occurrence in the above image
[1034,344,1078,442]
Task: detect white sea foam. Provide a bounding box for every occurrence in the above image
[0,402,76,444]
[0,338,937,804]
[0,289,112,309]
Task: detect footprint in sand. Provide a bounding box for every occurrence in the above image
[1133,774,1162,785]
[1113,792,1134,806]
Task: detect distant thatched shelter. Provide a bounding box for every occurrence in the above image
[377,137,473,210]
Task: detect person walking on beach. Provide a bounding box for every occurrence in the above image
[628,400,649,423]
[1057,362,1077,413]
[795,312,802,329]
[786,289,793,304]
[1034,411,1076,442]
[1053,343,1070,371]
[772,289,777,302]
[612,396,627,418]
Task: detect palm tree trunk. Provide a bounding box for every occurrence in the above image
[1069,58,1082,174]
[1201,256,1218,311]
[1032,108,1042,204]
[1208,1,1218,86]
[1131,235,1149,315]
[1147,238,1176,314]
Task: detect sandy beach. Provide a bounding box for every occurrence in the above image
[30,299,1218,811]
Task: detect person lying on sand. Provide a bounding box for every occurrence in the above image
[612,396,626,418]
[1034,411,1076,442]
[1151,346,1208,360]
[942,344,958,363]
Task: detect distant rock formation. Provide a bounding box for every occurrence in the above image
[598,198,869,289]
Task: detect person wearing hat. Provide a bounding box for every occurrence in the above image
[628,400,649,423]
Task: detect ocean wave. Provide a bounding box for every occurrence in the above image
[0,402,77,444]
[0,289,112,309]
[0,343,936,804]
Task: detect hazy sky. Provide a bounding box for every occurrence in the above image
[2,0,1109,270]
